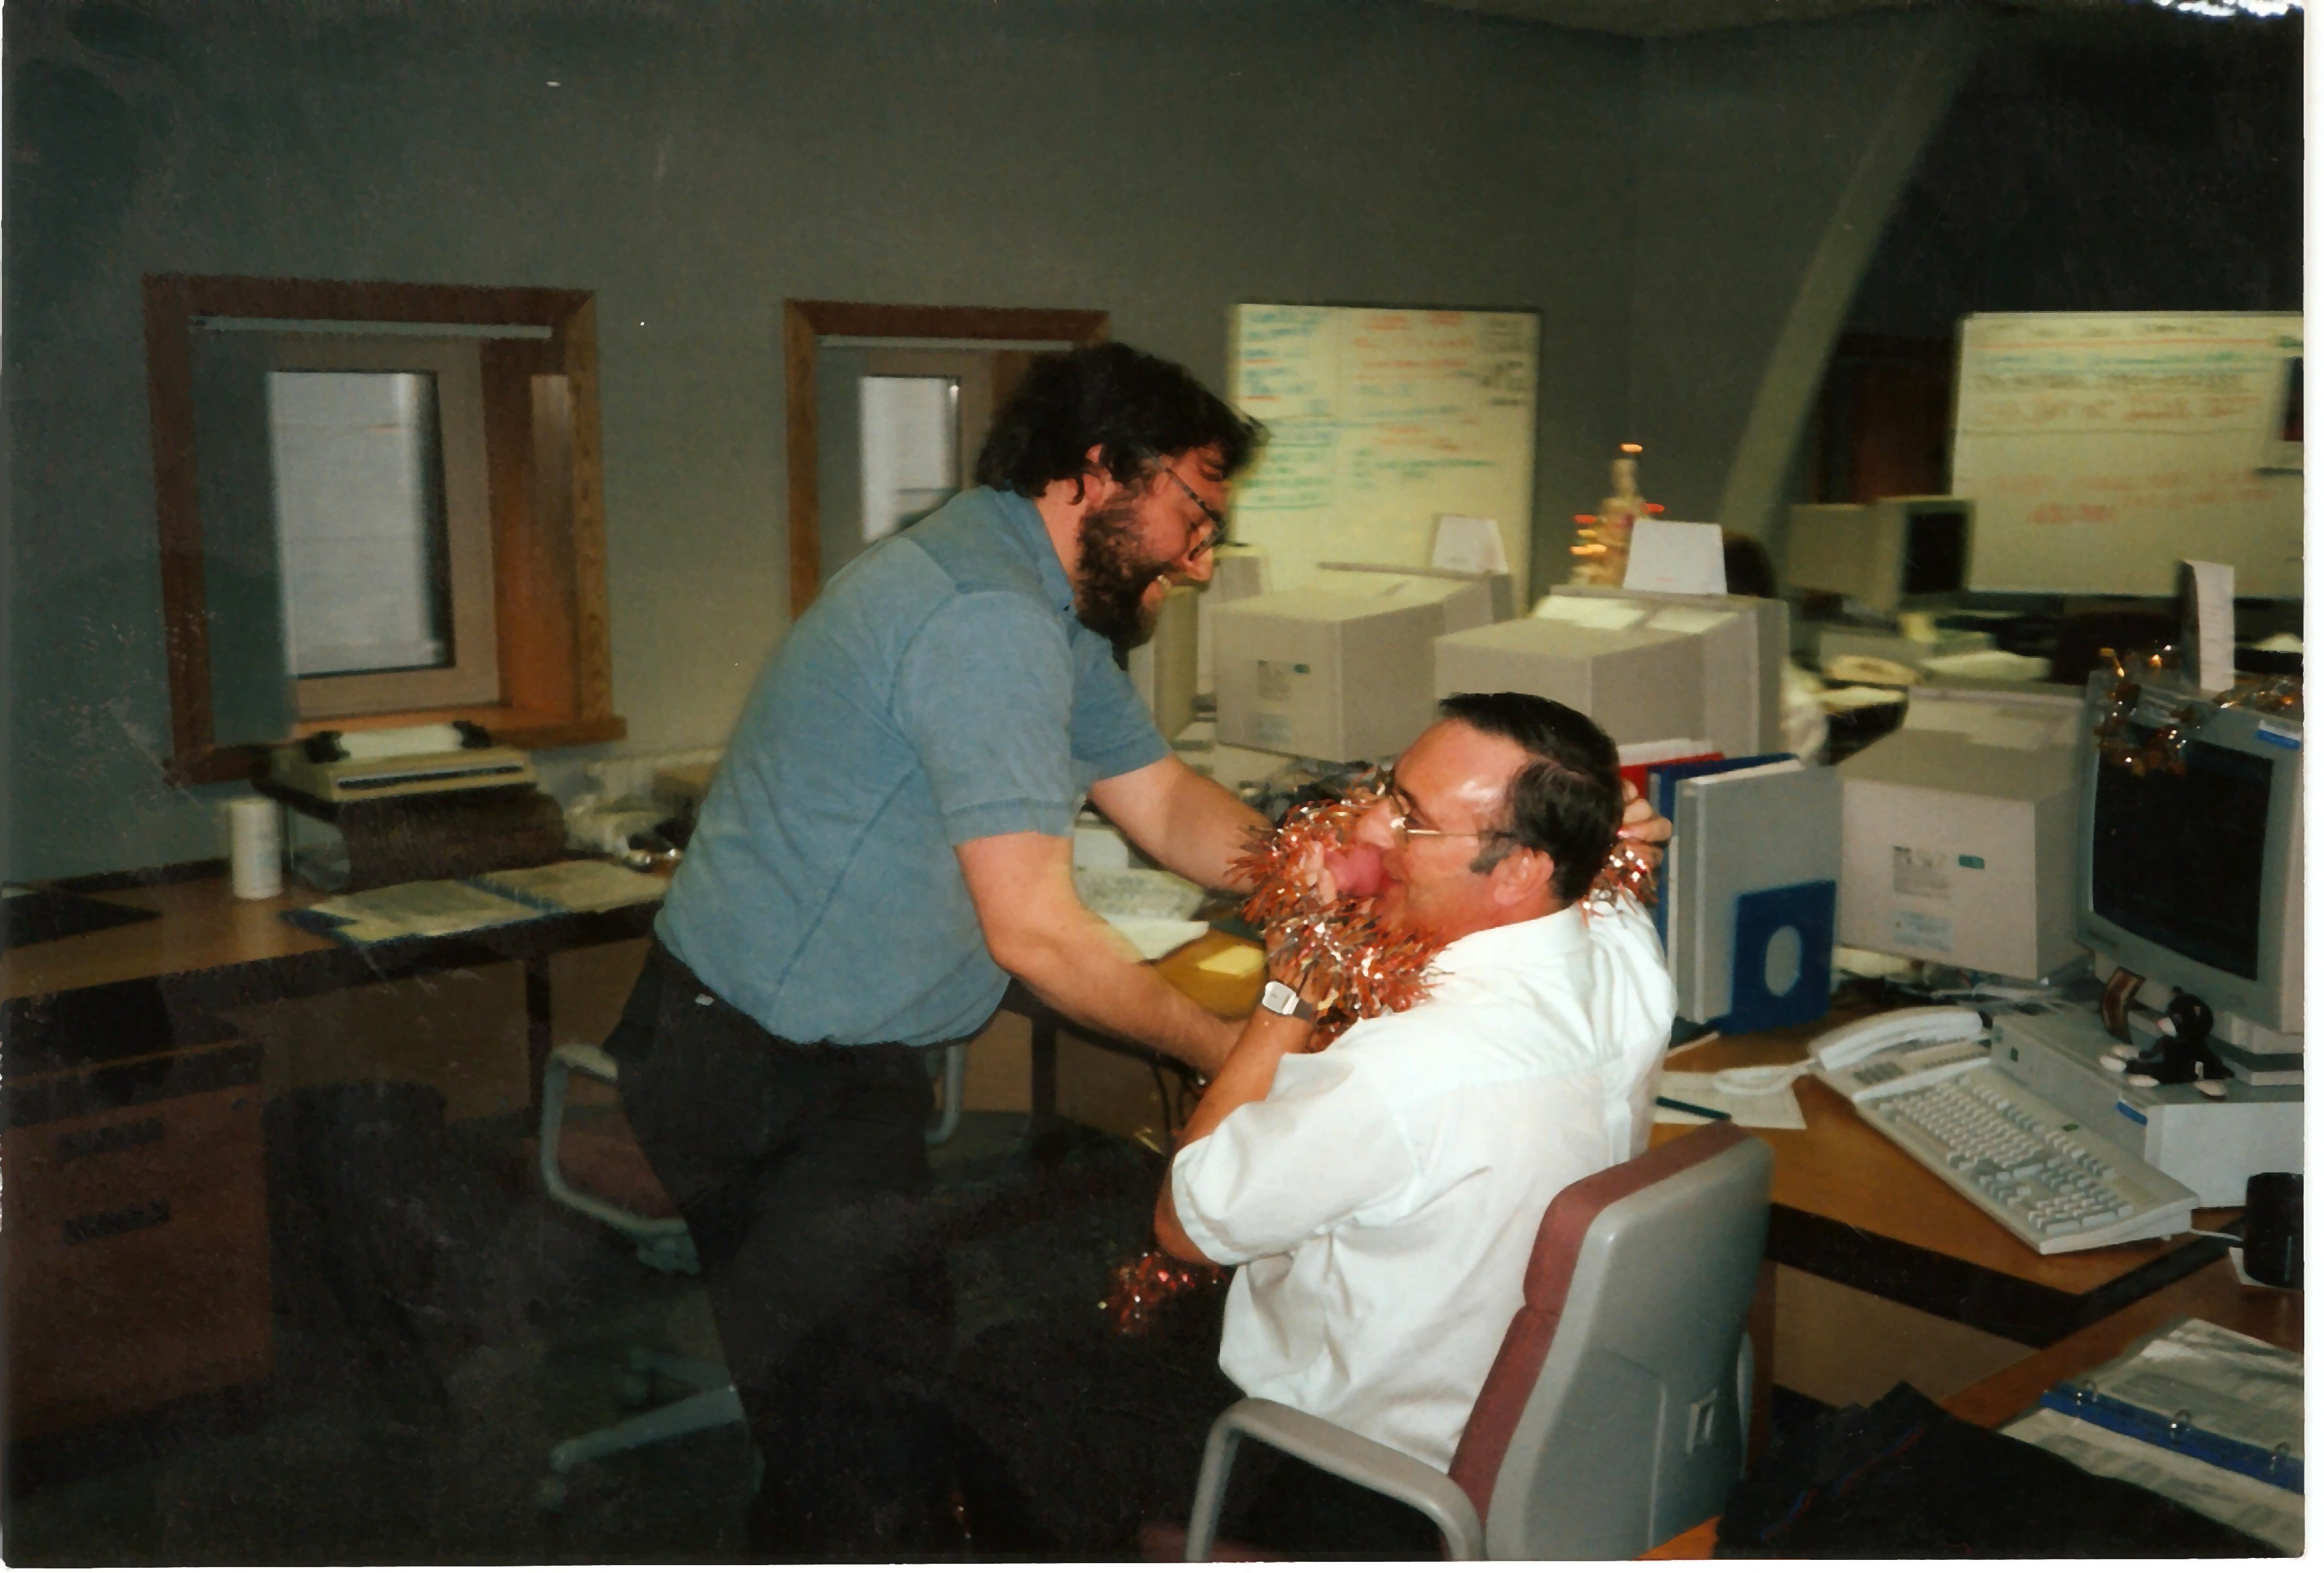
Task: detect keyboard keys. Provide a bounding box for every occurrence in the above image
[1864,1065,2196,1254]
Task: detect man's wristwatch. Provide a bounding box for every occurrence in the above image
[1259,979,1318,1021]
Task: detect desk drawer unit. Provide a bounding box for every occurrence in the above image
[4,1044,270,1439]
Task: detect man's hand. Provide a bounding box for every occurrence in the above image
[1616,779,1673,872]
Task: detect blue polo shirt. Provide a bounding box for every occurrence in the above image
[655,487,1170,1048]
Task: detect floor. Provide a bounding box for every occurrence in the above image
[5,1103,1163,1566]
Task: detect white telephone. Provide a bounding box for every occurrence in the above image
[1809,1006,1989,1103]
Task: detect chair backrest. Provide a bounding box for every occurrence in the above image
[1446,1120,1772,1560]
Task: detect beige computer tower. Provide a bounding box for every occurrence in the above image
[1431,617,1706,747]
[1212,570,1499,762]
[1548,585,1787,759]
[1835,703,2086,981]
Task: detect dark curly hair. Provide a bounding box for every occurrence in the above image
[973,342,1264,499]
[1435,692,1622,903]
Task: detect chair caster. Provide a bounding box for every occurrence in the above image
[538,1473,570,1513]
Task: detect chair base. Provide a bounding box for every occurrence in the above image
[539,1346,745,1512]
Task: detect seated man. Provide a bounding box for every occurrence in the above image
[1156,690,1677,1475]
[948,692,1672,1557]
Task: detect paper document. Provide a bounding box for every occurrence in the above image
[2004,1408,2302,1553]
[1644,605,1736,636]
[1104,917,1211,962]
[1653,1070,1804,1130]
[1532,596,1648,630]
[1073,867,1204,920]
[474,860,668,913]
[1431,514,1509,573]
[2183,560,2236,693]
[1623,520,1727,595]
[298,881,542,944]
[2081,1317,2302,1459]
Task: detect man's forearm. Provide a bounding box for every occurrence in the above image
[1091,760,1269,893]
[1004,910,1241,1074]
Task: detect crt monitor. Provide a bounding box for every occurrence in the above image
[1786,496,1975,614]
[2075,692,2304,1054]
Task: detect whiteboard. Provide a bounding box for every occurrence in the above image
[1227,304,1538,592]
[1951,312,2304,597]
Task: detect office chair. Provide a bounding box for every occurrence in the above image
[1160,1120,1772,1561]
[533,1038,969,1509]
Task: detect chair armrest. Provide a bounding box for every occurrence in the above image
[539,1041,687,1241]
[551,1041,620,1084]
[1183,1397,1485,1561]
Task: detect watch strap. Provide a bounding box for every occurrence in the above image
[1261,979,1317,1021]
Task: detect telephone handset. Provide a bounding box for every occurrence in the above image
[1711,1006,1991,1103]
[1810,1006,1986,1069]
[1808,1006,1989,1103]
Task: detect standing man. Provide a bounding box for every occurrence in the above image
[607,343,1271,1557]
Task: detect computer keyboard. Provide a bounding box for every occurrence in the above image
[1860,1063,2198,1254]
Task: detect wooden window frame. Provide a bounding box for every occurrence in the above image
[144,274,624,785]
[783,300,1109,619]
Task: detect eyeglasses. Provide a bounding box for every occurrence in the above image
[1155,464,1227,560]
[1381,786,1499,848]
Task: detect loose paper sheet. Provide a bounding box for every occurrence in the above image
[1431,514,1509,574]
[1622,520,1727,595]
[1653,1069,1806,1130]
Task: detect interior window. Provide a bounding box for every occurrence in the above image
[859,373,960,543]
[268,370,453,676]
[258,333,499,717]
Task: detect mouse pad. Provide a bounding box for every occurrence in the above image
[2,888,161,952]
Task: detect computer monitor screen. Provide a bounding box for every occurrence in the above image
[1900,506,1971,600]
[2075,698,2302,1040]
[2089,739,2273,981]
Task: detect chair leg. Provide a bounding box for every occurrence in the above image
[927,1042,966,1145]
[1183,1416,1245,1560]
[546,1383,746,1477]
[629,1347,728,1393]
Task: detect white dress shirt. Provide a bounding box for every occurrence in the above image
[1170,897,1675,1471]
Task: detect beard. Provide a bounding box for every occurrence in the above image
[1073,495,1172,647]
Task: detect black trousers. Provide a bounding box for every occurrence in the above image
[608,942,960,1560]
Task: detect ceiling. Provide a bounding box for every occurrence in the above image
[1421,0,2137,38]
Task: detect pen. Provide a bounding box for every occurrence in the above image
[1655,1095,1732,1122]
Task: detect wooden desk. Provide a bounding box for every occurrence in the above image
[1653,1025,2235,1349]
[1644,1255,2300,1558]
[2,873,662,1084]
[1,870,663,1447]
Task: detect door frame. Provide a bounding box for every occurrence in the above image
[782,300,1108,618]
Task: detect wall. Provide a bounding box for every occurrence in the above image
[5,0,1642,880]
[1623,7,1977,548]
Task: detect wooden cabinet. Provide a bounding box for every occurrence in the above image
[3,1043,270,1439]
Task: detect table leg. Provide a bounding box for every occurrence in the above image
[1029,1014,1059,1153]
